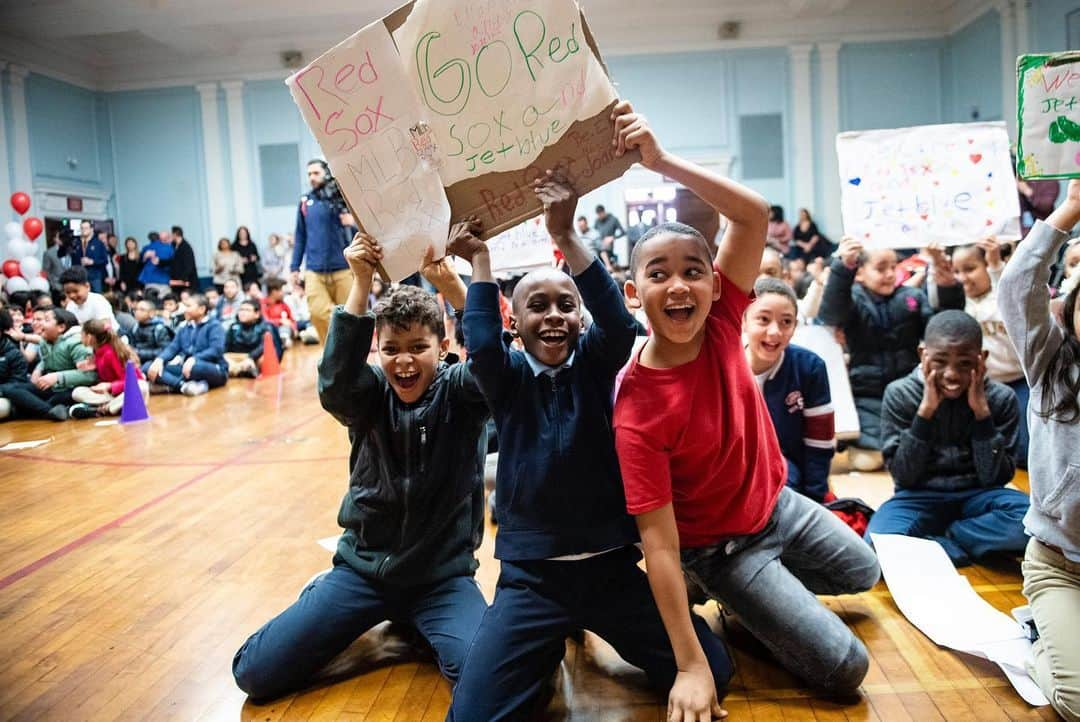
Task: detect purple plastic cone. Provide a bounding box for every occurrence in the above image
[120,360,150,424]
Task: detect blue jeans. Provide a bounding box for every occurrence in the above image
[681,487,881,693]
[233,558,487,701]
[448,545,733,721]
[865,487,1030,566]
[1006,377,1030,469]
[143,359,227,390]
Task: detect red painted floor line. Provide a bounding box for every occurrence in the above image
[0,410,324,592]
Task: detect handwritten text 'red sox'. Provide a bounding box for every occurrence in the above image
[293,50,395,153]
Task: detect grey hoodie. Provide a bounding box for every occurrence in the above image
[998,220,1080,560]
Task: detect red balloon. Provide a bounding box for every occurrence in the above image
[22,217,43,241]
[9,192,30,215]
[2,260,20,278]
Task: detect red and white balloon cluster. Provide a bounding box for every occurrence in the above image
[4,192,49,295]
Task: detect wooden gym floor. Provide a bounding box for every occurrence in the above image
[0,345,1057,721]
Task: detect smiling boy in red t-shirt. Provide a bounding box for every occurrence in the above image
[612,104,881,719]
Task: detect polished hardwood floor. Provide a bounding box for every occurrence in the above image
[0,345,1055,721]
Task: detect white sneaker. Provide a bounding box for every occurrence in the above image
[179,380,210,396]
[0,398,11,420]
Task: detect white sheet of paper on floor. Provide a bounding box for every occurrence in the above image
[871,533,1049,706]
[791,324,859,440]
[94,419,120,427]
[317,535,339,553]
[0,438,51,451]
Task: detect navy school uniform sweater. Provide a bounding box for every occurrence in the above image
[881,368,1019,492]
[318,308,490,586]
[757,344,835,503]
[462,259,640,561]
[819,258,965,399]
[155,317,227,372]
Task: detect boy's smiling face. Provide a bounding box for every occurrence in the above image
[511,269,582,367]
[626,232,718,345]
[856,249,898,297]
[378,321,448,403]
[920,339,986,400]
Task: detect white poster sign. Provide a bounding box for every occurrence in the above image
[1017,53,1080,179]
[836,122,1020,248]
[287,22,451,281]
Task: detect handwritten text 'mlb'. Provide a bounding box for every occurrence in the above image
[293,50,396,153]
[413,10,583,118]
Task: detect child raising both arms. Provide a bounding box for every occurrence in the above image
[998,179,1080,721]
[613,106,880,719]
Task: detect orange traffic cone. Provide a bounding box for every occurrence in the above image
[260,330,281,377]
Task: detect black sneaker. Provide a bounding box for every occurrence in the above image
[69,403,99,420]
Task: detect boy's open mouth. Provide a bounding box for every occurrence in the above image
[538,329,567,347]
[395,370,421,389]
[760,340,781,353]
[663,303,694,322]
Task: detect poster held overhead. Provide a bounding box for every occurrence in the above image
[836,122,1020,248]
[1017,52,1080,179]
[287,21,451,282]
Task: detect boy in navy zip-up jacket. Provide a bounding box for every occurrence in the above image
[144,294,227,395]
[234,228,489,702]
[447,163,732,721]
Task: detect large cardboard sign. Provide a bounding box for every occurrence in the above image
[836,122,1020,248]
[1017,52,1080,180]
[287,0,636,280]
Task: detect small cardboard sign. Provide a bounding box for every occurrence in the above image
[1017,52,1080,180]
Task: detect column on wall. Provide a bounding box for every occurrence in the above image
[0,62,12,222]
[196,82,231,247]
[8,64,33,208]
[789,44,815,216]
[221,81,257,240]
[998,0,1018,136]
[817,42,842,236]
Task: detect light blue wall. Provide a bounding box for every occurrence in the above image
[1030,0,1080,52]
[945,10,1003,123]
[839,40,947,132]
[107,86,211,267]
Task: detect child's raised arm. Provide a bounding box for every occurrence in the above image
[613,100,769,293]
[534,170,595,274]
[420,219,480,311]
[343,232,381,316]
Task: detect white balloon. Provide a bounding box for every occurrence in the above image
[6,239,28,260]
[20,256,41,278]
[5,276,30,294]
[28,276,50,293]
[4,222,22,242]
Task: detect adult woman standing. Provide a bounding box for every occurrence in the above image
[233,226,261,289]
[117,237,144,294]
[213,237,244,293]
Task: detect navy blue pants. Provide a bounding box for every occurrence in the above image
[448,546,733,721]
[142,359,227,390]
[865,487,1030,566]
[233,558,487,701]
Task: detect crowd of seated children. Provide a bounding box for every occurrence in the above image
[68,318,149,419]
[819,237,965,471]
[1,307,95,421]
[144,294,227,397]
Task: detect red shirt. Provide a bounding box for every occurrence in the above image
[261,299,296,329]
[94,344,143,396]
[614,270,786,547]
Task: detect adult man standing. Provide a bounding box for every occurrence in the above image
[291,159,355,344]
[70,220,110,293]
[169,225,200,292]
[593,205,624,269]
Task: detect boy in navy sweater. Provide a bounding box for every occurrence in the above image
[866,310,1025,566]
[446,164,732,720]
[144,294,228,396]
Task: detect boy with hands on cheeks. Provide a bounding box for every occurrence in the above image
[232,225,490,701]
[445,106,732,721]
[613,103,881,721]
[866,310,1026,566]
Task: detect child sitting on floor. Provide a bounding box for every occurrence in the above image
[0,308,30,421]
[61,266,118,330]
[447,153,732,720]
[999,181,1080,721]
[866,310,1025,566]
[224,300,277,377]
[216,279,246,330]
[68,319,149,419]
[951,236,1030,465]
[819,237,965,470]
[261,278,296,349]
[613,105,879,719]
[4,308,97,421]
[233,224,490,702]
[128,299,175,365]
[144,294,227,396]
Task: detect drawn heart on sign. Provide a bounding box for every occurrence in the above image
[986,219,993,226]
[986,186,992,192]
[1074,150,1080,166]
[864,232,871,239]
[848,177,862,186]
[968,139,974,144]
[970,154,983,164]
[933,181,940,186]
[920,214,929,221]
